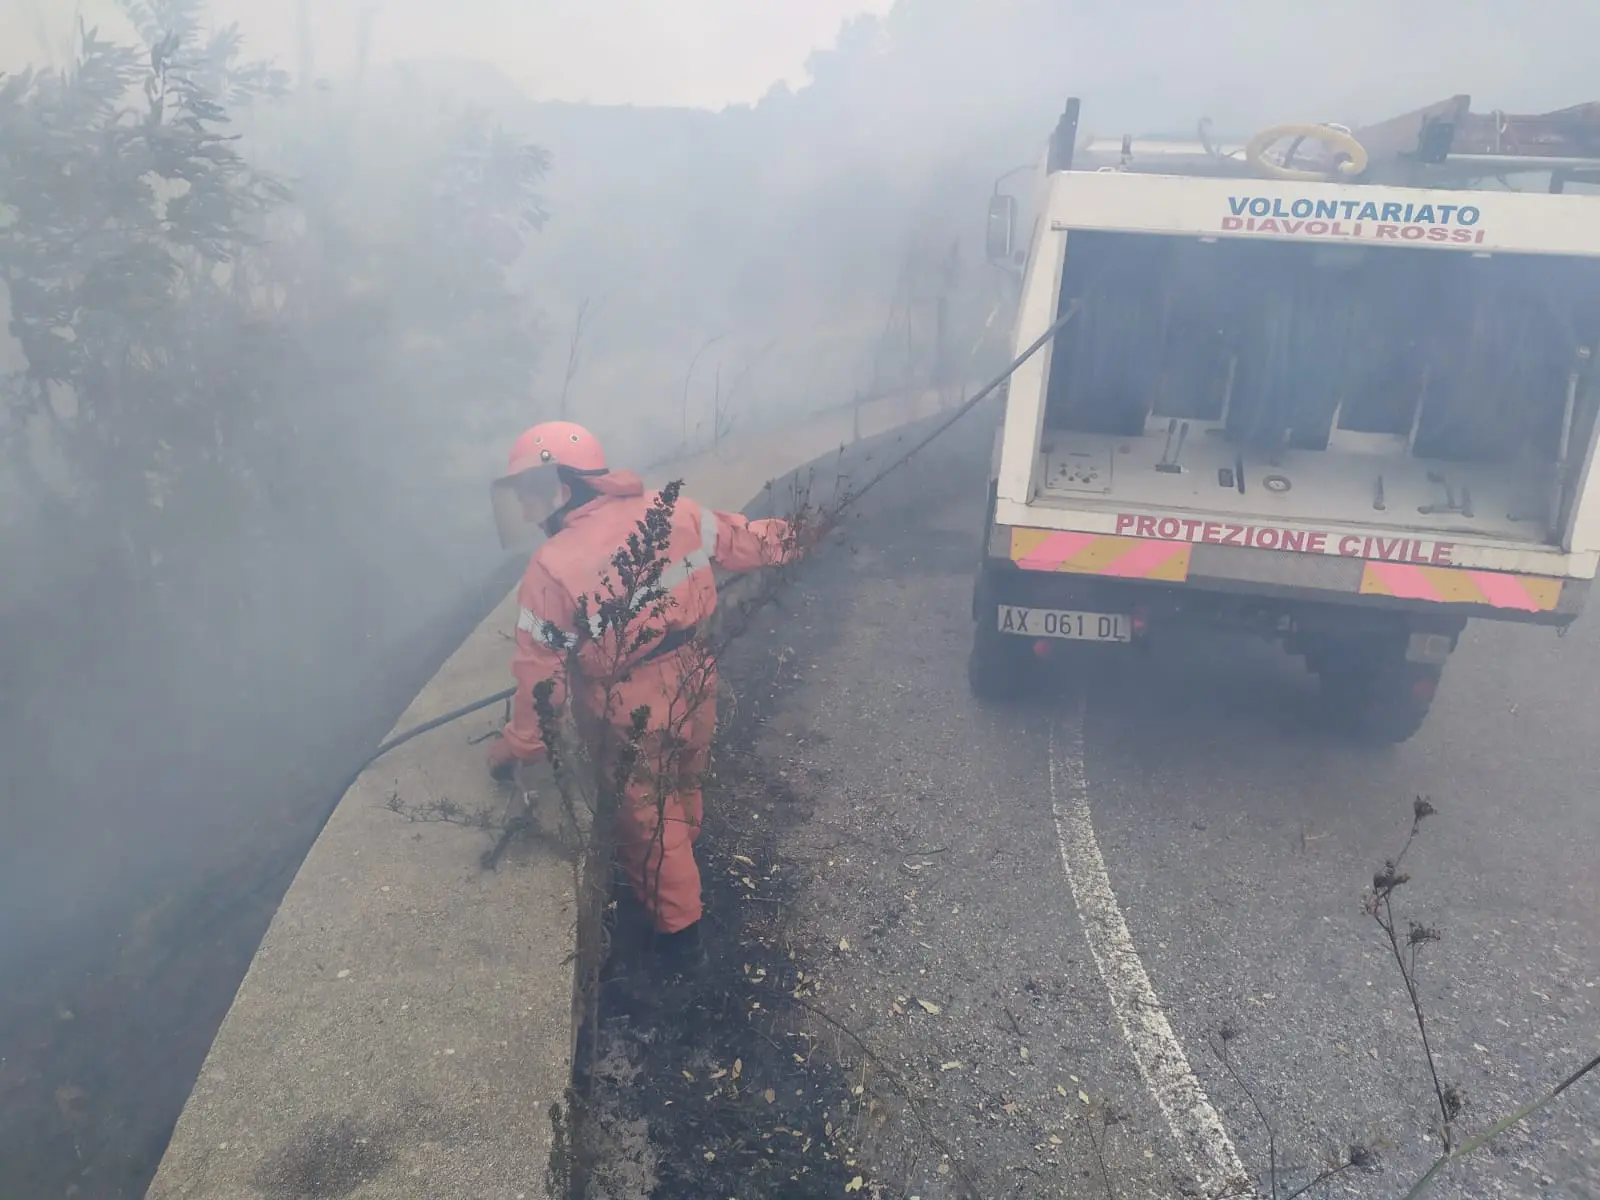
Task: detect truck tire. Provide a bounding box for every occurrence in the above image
[967,618,1036,701]
[1319,653,1441,745]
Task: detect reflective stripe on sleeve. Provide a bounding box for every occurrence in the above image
[652,504,719,593]
[517,606,568,648]
[699,506,719,562]
[519,605,607,647]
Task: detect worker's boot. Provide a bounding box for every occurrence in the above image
[653,920,707,983]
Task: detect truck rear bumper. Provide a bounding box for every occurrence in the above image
[984,525,1589,628]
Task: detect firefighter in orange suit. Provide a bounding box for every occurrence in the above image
[487,420,802,963]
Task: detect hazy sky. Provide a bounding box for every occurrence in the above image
[5,0,895,108]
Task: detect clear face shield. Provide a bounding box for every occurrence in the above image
[490,464,564,552]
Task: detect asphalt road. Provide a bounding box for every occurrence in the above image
[722,413,1599,1199]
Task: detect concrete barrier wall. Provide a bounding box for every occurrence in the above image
[149,386,951,1200]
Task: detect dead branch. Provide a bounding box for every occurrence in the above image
[381,789,499,831]
[557,295,604,419]
[1211,1025,1278,1199]
[786,993,982,1199]
[680,330,730,451]
[1360,797,1600,1197]
[1364,797,1458,1150]
[711,338,778,452]
[1401,1051,1600,1199]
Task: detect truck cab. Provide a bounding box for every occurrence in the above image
[971,96,1600,741]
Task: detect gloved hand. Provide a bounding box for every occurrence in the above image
[487,731,547,782]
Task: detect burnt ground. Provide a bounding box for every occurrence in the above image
[573,687,874,1200]
[572,420,1011,1200]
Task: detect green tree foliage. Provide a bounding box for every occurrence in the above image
[1,11,288,579]
[0,2,548,633]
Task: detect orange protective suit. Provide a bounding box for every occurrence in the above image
[494,464,794,933]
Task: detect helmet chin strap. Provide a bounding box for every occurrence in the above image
[541,470,602,535]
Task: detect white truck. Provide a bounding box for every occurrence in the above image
[972,96,1600,741]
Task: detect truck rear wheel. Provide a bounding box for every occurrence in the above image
[1319,650,1441,745]
[967,618,1037,701]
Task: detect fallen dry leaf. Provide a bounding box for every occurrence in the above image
[915,998,941,1015]
[846,1176,865,1193]
[54,1084,88,1123]
[764,1088,776,1104]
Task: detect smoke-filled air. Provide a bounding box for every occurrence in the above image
[4,2,1600,1198]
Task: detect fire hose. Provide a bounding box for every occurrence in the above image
[259,120,1382,851]
[1244,122,1369,182]
[353,299,1086,779]
[210,299,1087,923]
[348,122,1367,786]
[220,117,1379,917]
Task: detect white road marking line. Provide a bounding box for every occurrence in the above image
[1049,701,1255,1199]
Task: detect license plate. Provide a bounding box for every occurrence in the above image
[997,606,1130,642]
